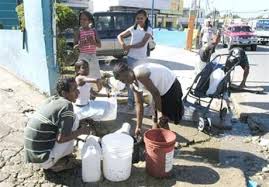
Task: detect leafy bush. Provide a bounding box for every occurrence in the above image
[16,3,25,31]
[16,3,78,72]
[55,3,78,33]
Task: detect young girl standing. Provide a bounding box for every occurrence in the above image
[117,9,153,110]
[74,11,102,81]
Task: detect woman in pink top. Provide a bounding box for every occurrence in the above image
[74,11,102,82]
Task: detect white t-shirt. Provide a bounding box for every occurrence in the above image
[75,82,91,106]
[133,63,176,96]
[127,25,153,59]
[201,26,214,43]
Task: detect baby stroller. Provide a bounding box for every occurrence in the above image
[183,48,244,132]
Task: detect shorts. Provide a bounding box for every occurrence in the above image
[161,79,184,124]
[238,56,249,69]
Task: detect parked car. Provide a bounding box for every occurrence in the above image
[222,24,258,51]
[64,11,136,58]
[94,11,136,58]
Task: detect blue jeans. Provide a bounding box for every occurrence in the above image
[127,57,142,108]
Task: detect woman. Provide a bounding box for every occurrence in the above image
[117,9,153,110]
[113,62,184,136]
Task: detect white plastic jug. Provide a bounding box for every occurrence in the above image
[206,68,225,95]
[114,122,131,135]
[102,133,134,182]
[81,136,102,182]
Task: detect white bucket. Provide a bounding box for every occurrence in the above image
[81,136,102,182]
[101,133,134,182]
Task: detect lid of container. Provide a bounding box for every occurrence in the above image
[102,133,134,148]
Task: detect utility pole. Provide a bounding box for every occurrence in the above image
[195,0,201,29]
[151,0,154,28]
[186,0,197,50]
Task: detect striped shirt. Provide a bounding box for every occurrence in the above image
[24,96,75,163]
[79,28,97,54]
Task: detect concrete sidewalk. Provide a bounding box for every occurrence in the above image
[0,45,256,186]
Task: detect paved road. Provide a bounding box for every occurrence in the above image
[214,45,269,115]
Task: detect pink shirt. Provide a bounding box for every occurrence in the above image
[79,28,97,54]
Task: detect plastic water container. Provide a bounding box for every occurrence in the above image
[81,136,102,182]
[206,68,225,95]
[114,122,131,135]
[102,133,134,182]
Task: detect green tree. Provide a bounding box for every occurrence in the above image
[55,3,78,33]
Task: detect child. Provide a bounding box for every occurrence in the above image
[73,60,116,121]
[74,10,101,81]
[24,77,93,172]
[117,9,153,110]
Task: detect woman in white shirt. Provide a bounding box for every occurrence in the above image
[117,9,153,110]
[113,62,184,136]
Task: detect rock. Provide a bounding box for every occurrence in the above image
[259,134,269,147]
[252,136,260,143]
[1,150,17,160]
[17,171,33,180]
[262,167,269,173]
[179,142,188,147]
[0,173,10,182]
[262,146,268,152]
[0,182,15,187]
[243,137,252,143]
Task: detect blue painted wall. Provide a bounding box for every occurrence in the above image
[0,0,59,95]
[0,0,19,29]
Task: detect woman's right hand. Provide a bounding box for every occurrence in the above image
[135,126,141,137]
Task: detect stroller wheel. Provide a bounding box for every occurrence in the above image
[198,117,211,132]
[220,107,228,120]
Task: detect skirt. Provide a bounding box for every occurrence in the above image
[161,79,184,124]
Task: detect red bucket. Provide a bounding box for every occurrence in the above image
[144,128,176,177]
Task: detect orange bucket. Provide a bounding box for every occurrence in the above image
[144,128,176,177]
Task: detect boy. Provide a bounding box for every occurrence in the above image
[24,77,92,172]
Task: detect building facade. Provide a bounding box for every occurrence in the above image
[92,0,184,28]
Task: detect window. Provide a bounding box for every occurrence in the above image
[231,26,251,32]
[95,16,113,31]
[0,0,22,30]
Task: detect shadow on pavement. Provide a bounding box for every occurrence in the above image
[43,162,220,186]
[171,165,220,185]
[179,147,268,177]
[240,102,269,111]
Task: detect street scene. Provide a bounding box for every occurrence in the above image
[0,0,269,187]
